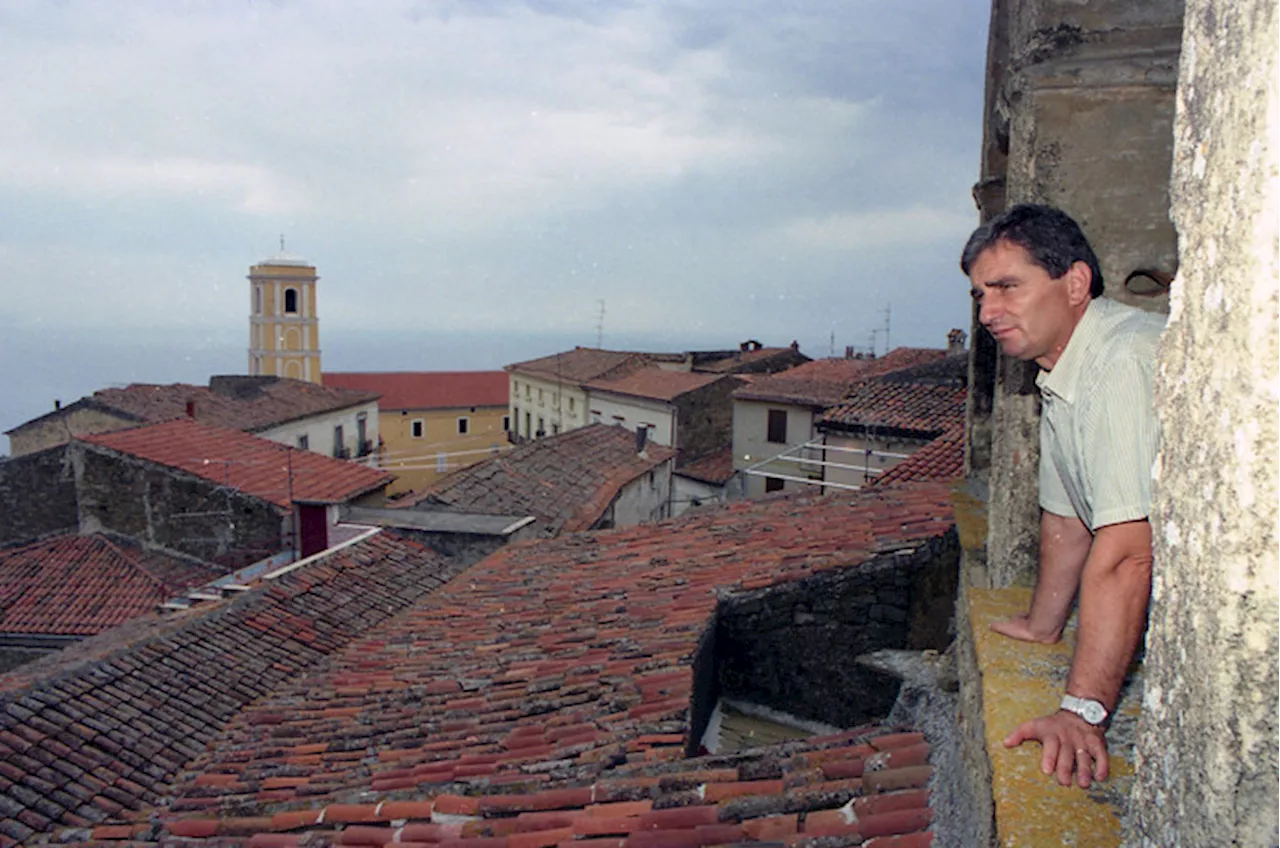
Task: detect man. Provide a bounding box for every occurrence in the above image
[961,204,1165,789]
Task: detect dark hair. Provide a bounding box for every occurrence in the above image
[960,203,1104,298]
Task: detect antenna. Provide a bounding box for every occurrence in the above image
[595,299,606,348]
[883,304,891,353]
[869,328,879,357]
[829,331,835,357]
[280,234,286,253]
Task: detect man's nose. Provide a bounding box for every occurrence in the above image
[978,295,998,326]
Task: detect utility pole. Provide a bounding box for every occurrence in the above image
[595,300,606,348]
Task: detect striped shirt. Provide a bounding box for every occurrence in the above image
[1037,297,1166,530]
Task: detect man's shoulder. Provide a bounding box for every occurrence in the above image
[1092,298,1165,357]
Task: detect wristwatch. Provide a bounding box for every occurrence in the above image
[1061,694,1110,727]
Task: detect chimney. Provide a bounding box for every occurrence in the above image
[186,400,196,418]
[54,399,61,411]
[844,345,854,359]
[789,340,800,351]
[739,340,750,352]
[947,328,968,354]
[635,426,649,454]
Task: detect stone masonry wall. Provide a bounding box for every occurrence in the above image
[6,406,134,458]
[74,444,284,570]
[0,446,79,545]
[674,376,740,463]
[710,531,959,729]
[1131,2,1279,845]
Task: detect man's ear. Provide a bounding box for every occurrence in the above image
[1064,261,1093,305]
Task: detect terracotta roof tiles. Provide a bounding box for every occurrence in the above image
[414,424,676,534]
[586,370,728,403]
[873,429,965,486]
[83,419,392,509]
[13,377,380,435]
[818,382,965,437]
[323,372,508,411]
[733,349,949,408]
[0,534,214,637]
[674,447,736,486]
[0,483,954,846]
[507,350,652,386]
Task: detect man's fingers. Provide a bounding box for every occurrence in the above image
[1088,738,1110,782]
[1041,732,1061,777]
[1075,748,1093,788]
[1003,719,1035,748]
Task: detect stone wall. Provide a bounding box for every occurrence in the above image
[0,446,79,544]
[6,405,134,457]
[674,376,740,463]
[708,531,959,729]
[74,444,284,570]
[1131,1,1279,844]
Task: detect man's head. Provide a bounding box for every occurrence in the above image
[961,204,1102,369]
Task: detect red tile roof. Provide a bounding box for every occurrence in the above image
[692,345,808,373]
[323,371,508,411]
[675,446,736,486]
[415,424,676,534]
[874,428,965,486]
[0,484,953,846]
[507,348,652,385]
[0,534,214,636]
[734,349,949,408]
[818,381,966,437]
[11,376,380,435]
[586,369,729,402]
[83,419,392,509]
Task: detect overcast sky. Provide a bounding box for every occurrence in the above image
[0,0,988,436]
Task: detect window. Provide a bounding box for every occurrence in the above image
[333,425,345,458]
[569,397,576,413]
[356,413,367,447]
[591,409,602,423]
[525,411,531,436]
[296,434,309,450]
[765,476,785,493]
[411,419,424,438]
[538,388,544,405]
[284,287,299,314]
[436,451,447,472]
[254,285,262,315]
[552,423,560,435]
[767,409,788,444]
[525,384,531,400]
[503,415,511,432]
[537,417,545,437]
[457,417,470,435]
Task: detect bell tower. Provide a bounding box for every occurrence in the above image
[248,244,322,383]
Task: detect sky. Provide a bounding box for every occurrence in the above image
[0,0,989,439]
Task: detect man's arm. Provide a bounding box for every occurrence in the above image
[992,510,1092,643]
[1003,518,1153,788]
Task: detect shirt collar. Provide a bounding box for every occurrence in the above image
[1036,299,1105,403]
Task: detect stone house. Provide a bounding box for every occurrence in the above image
[0,418,392,568]
[731,347,954,498]
[407,423,676,536]
[5,375,381,464]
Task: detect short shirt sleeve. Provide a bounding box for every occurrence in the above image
[1079,355,1158,529]
[1038,413,1076,518]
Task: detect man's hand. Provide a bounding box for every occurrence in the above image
[990,612,1063,644]
[1004,710,1109,788]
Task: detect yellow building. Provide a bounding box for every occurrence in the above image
[248,252,321,383]
[322,371,510,496]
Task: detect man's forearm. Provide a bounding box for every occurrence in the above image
[1066,519,1154,709]
[1026,510,1093,637]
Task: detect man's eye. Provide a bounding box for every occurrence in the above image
[970,289,983,300]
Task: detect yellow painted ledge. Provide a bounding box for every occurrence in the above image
[968,587,1140,848]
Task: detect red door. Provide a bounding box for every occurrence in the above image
[297,505,328,558]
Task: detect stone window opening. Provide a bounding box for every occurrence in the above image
[767,409,787,444]
[284,287,299,315]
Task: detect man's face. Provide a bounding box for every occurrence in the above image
[967,240,1084,369]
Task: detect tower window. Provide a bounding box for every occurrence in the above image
[254,285,262,315]
[285,288,299,314]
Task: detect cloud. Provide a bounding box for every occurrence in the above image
[779,206,977,252]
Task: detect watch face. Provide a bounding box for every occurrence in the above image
[1081,701,1107,724]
